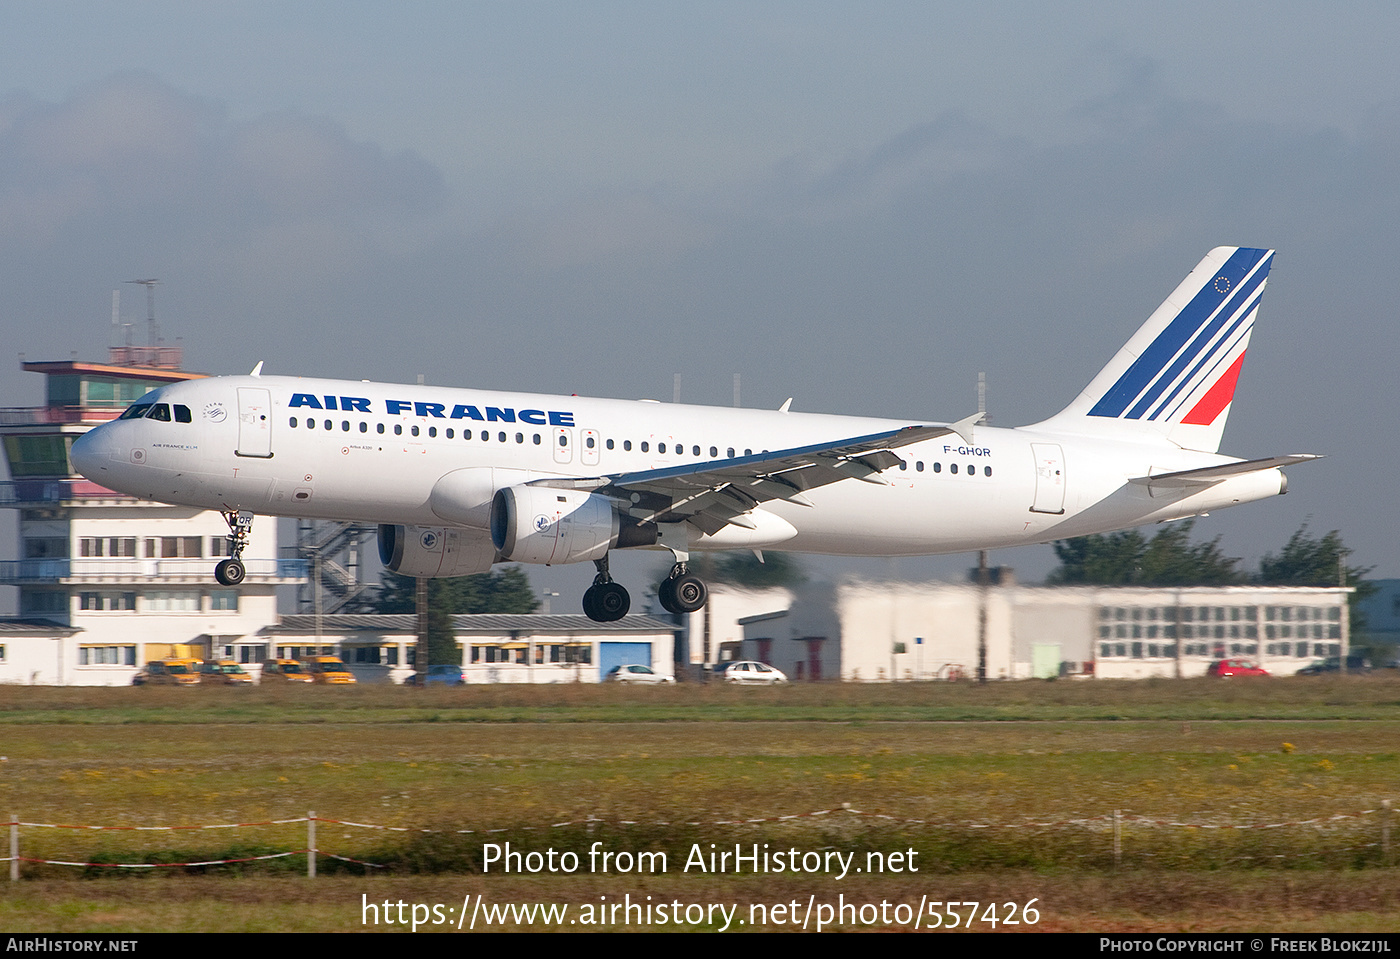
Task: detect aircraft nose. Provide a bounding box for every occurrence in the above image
[70,426,115,480]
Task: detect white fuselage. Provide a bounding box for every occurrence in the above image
[69,374,1285,560]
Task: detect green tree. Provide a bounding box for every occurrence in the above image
[375,567,541,666]
[660,551,808,591]
[707,551,807,588]
[1047,520,1244,586]
[376,566,541,615]
[1257,525,1375,640]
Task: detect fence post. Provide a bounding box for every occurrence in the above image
[1113,809,1122,870]
[1383,800,1391,865]
[308,810,316,879]
[9,812,16,881]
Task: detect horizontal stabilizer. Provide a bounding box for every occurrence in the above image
[1129,454,1322,489]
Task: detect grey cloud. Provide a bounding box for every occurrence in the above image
[0,72,449,259]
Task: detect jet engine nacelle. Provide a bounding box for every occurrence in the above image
[429,467,537,529]
[490,485,656,565]
[378,524,498,578]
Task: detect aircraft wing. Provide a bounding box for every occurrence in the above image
[529,420,970,535]
[1129,454,1323,489]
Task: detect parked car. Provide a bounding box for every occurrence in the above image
[715,661,788,685]
[261,659,315,684]
[199,660,253,685]
[1297,655,1372,675]
[133,658,202,687]
[301,655,357,684]
[604,664,674,684]
[1206,659,1269,678]
[404,664,465,686]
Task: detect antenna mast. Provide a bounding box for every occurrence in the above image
[125,279,161,347]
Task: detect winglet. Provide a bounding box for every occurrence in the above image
[250,361,264,377]
[950,412,980,445]
[778,398,793,413]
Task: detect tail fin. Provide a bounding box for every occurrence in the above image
[1033,246,1273,453]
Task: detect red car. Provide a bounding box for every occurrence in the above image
[1207,659,1269,678]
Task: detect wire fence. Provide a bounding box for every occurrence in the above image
[5,801,1395,877]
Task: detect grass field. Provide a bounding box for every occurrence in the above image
[2,677,1399,932]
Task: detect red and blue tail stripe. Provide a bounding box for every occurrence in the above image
[1087,247,1272,422]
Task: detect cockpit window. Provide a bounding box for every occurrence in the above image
[174,405,192,423]
[119,404,153,420]
[147,404,172,422]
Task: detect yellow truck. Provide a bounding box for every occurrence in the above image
[199,660,254,686]
[301,656,357,685]
[260,659,315,684]
[134,658,202,687]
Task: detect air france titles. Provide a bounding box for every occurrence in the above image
[288,394,575,427]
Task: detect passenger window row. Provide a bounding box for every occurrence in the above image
[282,416,991,475]
[284,417,765,457]
[898,460,993,477]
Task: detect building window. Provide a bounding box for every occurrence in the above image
[145,591,199,612]
[80,537,137,558]
[146,537,202,559]
[78,645,136,666]
[27,537,70,558]
[80,591,136,611]
[3,434,71,477]
[209,590,239,611]
[20,590,66,614]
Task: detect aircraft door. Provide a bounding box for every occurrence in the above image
[553,428,573,465]
[1029,443,1065,514]
[581,429,600,466]
[236,388,273,458]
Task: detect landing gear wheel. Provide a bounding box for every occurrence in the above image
[670,573,707,613]
[214,558,246,586]
[583,582,630,623]
[658,570,707,614]
[657,576,679,614]
[216,509,254,585]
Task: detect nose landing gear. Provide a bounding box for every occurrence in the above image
[214,509,253,586]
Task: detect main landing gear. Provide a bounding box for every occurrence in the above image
[579,554,710,623]
[657,562,707,616]
[214,509,253,586]
[582,555,631,623]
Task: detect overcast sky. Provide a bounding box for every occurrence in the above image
[2,2,1396,601]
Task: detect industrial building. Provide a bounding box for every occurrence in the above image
[738,577,1353,680]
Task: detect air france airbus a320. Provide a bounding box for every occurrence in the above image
[71,247,1318,622]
